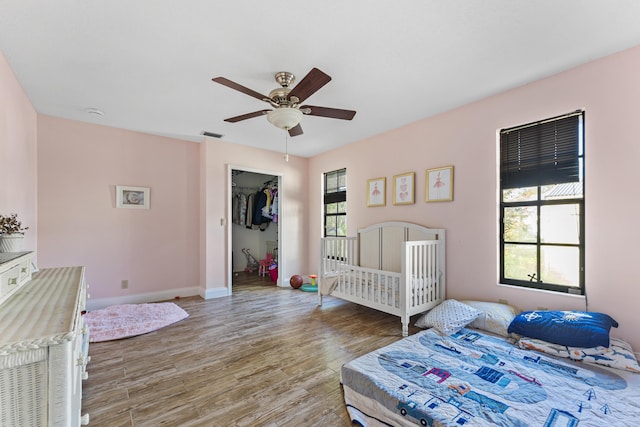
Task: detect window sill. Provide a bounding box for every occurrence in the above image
[497,282,585,299]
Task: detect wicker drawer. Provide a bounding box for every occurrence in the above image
[0,252,32,304]
[0,360,47,426]
[0,266,89,426]
[0,265,21,298]
[17,257,31,283]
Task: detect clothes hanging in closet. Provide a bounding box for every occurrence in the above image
[231,191,248,226]
[230,183,277,230]
[251,186,278,229]
[261,188,278,223]
[245,192,254,228]
[232,192,240,225]
[252,190,269,226]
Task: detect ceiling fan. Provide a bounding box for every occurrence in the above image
[212,68,356,137]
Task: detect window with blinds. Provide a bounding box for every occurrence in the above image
[499,111,585,294]
[324,168,347,237]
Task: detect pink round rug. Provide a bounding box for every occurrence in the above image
[84,302,188,342]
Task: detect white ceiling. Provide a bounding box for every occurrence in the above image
[2,1,640,157]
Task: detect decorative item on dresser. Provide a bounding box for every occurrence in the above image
[0,257,90,427]
[0,213,29,253]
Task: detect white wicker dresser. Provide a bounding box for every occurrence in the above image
[0,255,90,427]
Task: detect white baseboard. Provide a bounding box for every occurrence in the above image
[87,286,201,311]
[201,287,229,299]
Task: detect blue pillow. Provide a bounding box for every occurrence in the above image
[507,310,618,348]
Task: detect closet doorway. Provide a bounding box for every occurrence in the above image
[229,166,281,292]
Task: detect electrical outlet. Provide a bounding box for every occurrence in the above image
[121,279,129,289]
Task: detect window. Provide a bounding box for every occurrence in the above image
[324,168,346,237]
[499,111,584,294]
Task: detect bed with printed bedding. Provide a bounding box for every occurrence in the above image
[341,302,640,427]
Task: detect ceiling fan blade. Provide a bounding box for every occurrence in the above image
[287,68,331,103]
[224,110,271,123]
[212,77,270,102]
[300,105,356,120]
[288,123,303,137]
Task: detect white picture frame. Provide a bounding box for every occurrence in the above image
[116,185,150,209]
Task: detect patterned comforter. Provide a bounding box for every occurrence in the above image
[341,328,640,426]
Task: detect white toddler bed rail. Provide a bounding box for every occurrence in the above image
[319,221,445,336]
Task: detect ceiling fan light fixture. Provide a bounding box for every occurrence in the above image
[267,107,303,130]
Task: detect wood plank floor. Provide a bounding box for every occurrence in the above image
[82,273,421,426]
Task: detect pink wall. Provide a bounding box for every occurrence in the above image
[35,114,310,304]
[0,51,37,253]
[37,116,200,301]
[309,45,640,351]
[4,38,310,305]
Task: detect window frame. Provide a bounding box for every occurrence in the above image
[499,111,585,294]
[323,168,347,237]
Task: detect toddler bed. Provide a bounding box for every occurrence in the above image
[341,300,640,427]
[319,221,445,336]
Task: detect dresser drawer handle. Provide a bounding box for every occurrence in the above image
[8,277,18,286]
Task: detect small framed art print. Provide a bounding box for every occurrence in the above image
[426,166,453,202]
[116,185,150,209]
[367,177,386,207]
[392,172,415,205]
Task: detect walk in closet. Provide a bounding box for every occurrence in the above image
[231,170,279,286]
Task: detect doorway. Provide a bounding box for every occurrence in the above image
[229,166,281,292]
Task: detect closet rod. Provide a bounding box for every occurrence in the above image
[233,186,261,192]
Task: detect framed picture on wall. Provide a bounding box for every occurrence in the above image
[392,172,415,205]
[116,185,150,209]
[426,166,454,202]
[367,177,386,207]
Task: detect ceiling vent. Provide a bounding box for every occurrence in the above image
[85,107,104,117]
[202,131,223,138]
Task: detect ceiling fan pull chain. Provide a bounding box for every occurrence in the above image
[284,132,289,162]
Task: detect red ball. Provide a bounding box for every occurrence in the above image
[290,274,303,289]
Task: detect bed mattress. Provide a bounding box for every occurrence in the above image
[341,328,640,426]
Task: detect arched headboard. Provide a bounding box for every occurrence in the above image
[358,221,445,272]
